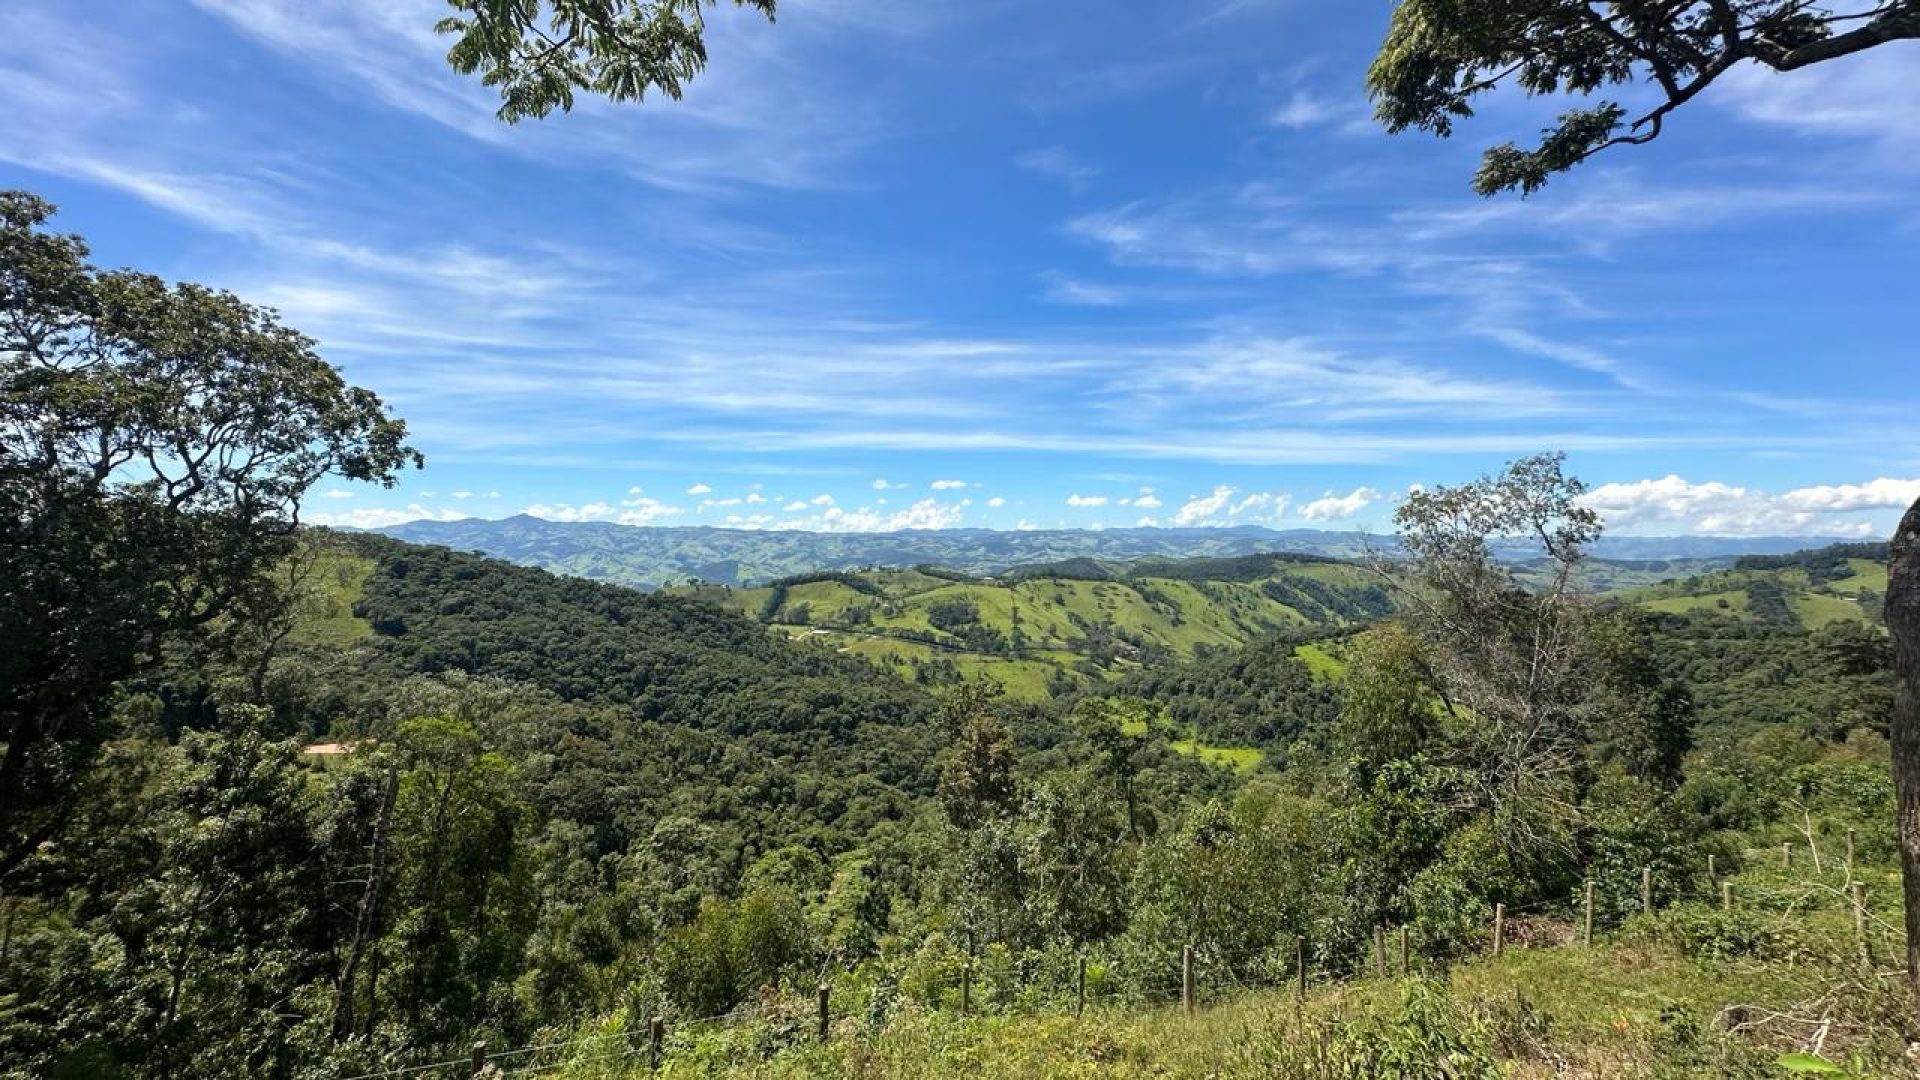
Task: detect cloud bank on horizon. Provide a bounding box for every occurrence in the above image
[3,0,1914,538]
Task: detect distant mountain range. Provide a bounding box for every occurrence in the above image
[369,515,1852,590]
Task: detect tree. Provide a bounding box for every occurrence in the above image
[1384,452,1604,854]
[0,191,419,878]
[1337,623,1441,772]
[1890,499,1920,1013]
[437,0,777,122]
[1368,1,1920,195]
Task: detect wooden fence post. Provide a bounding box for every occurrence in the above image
[1782,842,1792,870]
[1181,945,1195,1016]
[1640,865,1652,916]
[1582,880,1594,946]
[817,983,830,1042]
[1076,955,1087,1018]
[648,1016,663,1071]
[1373,925,1387,977]
[1846,829,1857,877]
[469,1041,486,1077]
[1492,903,1505,957]
[1295,937,1307,1000]
[1853,883,1871,969]
[1722,881,1733,912]
[1399,924,1410,977]
[960,958,972,1016]
[1707,853,1715,889]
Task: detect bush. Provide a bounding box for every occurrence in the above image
[1230,979,1502,1080]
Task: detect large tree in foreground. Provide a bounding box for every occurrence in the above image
[0,192,419,879]
[437,0,777,122]
[1368,1,1920,195]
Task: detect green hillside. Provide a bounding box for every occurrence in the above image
[1622,542,1889,630]
[668,554,1392,699]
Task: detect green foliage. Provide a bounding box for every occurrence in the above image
[658,887,810,1017]
[1367,0,1920,194]
[1236,979,1502,1080]
[438,0,777,122]
[1336,624,1437,769]
[0,192,417,878]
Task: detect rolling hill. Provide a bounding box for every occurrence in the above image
[665,554,1389,699]
[1623,541,1888,630]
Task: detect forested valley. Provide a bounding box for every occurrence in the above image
[3,237,1910,1079]
[7,0,1920,1072]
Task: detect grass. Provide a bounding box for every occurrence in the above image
[1113,708,1263,773]
[545,922,1907,1079]
[1167,740,1264,774]
[1841,559,1890,593]
[1639,589,1752,618]
[288,550,375,647]
[1792,591,1871,628]
[1292,642,1346,682]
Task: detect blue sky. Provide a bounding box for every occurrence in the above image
[3,0,1916,537]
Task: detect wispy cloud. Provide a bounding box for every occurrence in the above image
[1015,146,1102,191]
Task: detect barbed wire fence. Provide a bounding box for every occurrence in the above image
[352,838,1904,1079]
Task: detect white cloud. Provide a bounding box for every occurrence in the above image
[1583,474,1917,537]
[319,488,356,500]
[1231,492,1283,518]
[1269,90,1349,129]
[746,491,767,503]
[1171,486,1236,526]
[872,478,900,490]
[452,490,473,499]
[930,479,968,490]
[1583,476,1753,528]
[987,496,1006,508]
[525,494,682,525]
[783,500,809,511]
[1298,487,1381,521]
[616,499,681,525]
[1066,493,1109,507]
[1041,274,1127,306]
[887,497,965,529]
[1717,49,1920,158]
[524,502,609,522]
[1165,485,1292,526]
[1777,477,1920,513]
[810,493,835,506]
[766,497,967,532]
[686,483,713,495]
[307,503,468,529]
[1015,146,1101,190]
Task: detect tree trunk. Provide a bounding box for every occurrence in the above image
[1888,496,1920,1024]
[332,765,399,1041]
